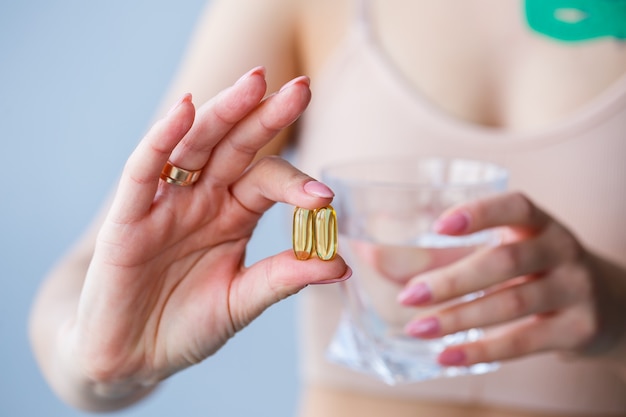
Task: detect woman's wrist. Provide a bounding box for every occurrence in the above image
[584,253,626,376]
[54,318,158,412]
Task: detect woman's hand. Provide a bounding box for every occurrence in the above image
[63,67,350,399]
[398,192,626,367]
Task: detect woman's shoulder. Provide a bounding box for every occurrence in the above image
[295,0,354,77]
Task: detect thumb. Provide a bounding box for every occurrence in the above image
[228,250,351,330]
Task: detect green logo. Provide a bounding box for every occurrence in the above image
[525,0,626,41]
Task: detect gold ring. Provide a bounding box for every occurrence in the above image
[160,161,202,186]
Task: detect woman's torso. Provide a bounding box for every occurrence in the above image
[293,1,626,416]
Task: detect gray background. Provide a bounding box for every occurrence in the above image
[1,1,301,416]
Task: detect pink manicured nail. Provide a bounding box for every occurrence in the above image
[311,266,353,285]
[279,75,311,93]
[438,348,467,366]
[303,181,334,198]
[167,93,192,115]
[434,210,470,235]
[235,66,266,84]
[405,317,440,338]
[397,282,432,305]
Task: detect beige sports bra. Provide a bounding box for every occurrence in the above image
[292,0,626,415]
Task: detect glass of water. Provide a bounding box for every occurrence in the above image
[322,157,508,384]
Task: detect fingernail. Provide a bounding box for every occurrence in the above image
[434,210,470,235]
[438,348,467,366]
[303,181,334,198]
[236,66,266,84]
[405,317,440,338]
[167,93,192,115]
[279,75,310,93]
[312,266,353,285]
[397,282,432,305]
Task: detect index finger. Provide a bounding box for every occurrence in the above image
[203,75,312,187]
[167,66,269,172]
[434,192,552,236]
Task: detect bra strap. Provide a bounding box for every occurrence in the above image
[355,0,374,40]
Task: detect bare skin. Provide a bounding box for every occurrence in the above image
[30,69,352,411]
[30,0,626,415]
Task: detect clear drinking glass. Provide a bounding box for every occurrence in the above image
[322,157,508,385]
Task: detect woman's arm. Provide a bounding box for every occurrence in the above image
[28,0,349,412]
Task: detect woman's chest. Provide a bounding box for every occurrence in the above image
[300,0,626,131]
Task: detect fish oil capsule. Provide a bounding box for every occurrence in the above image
[314,206,338,261]
[293,207,314,260]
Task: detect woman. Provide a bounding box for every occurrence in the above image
[30,0,626,415]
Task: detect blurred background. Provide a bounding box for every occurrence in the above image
[0,1,301,415]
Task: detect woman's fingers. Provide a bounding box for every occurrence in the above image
[204,75,311,186]
[230,156,334,215]
[398,192,584,305]
[110,94,196,224]
[405,262,592,338]
[228,250,351,331]
[398,222,565,306]
[109,67,268,224]
[108,68,312,224]
[396,190,598,366]
[436,305,596,366]
[167,66,268,172]
[226,156,347,330]
[434,192,552,236]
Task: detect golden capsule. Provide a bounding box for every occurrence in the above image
[314,205,338,261]
[293,207,314,260]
